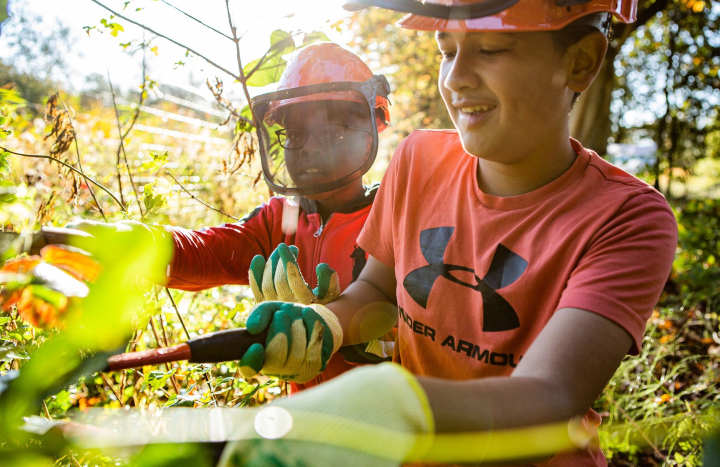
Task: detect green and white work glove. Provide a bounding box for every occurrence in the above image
[248,243,340,305]
[239,301,343,383]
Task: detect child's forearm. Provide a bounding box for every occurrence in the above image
[327,279,399,346]
[418,375,576,433]
[420,308,632,433]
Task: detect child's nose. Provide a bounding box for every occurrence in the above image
[443,51,482,93]
[301,136,322,158]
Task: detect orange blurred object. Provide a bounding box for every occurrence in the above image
[1,244,98,329]
[39,244,102,282]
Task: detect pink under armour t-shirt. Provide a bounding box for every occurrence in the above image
[357,130,677,467]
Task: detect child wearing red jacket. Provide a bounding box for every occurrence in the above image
[70,42,393,393]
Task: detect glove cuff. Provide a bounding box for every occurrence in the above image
[308,304,343,356]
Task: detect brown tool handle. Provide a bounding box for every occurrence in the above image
[107,344,192,372]
[105,328,269,371]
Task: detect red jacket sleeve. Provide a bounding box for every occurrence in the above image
[165,198,286,291]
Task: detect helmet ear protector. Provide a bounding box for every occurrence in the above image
[251,75,392,197]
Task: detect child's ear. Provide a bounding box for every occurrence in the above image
[566,31,608,93]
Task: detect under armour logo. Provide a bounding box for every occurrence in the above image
[403,227,528,332]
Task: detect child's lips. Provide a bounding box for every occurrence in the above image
[457,105,496,126]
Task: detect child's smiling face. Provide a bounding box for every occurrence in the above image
[436,30,576,163]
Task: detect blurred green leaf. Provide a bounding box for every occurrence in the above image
[141,151,169,174]
[243,29,294,87]
[142,179,170,215]
[0,0,8,25]
[0,342,29,361]
[100,18,124,37]
[302,31,330,46]
[142,369,174,392]
[130,443,214,467]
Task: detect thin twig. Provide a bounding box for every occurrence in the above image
[100,372,124,403]
[3,148,126,210]
[162,287,219,405]
[160,0,233,41]
[225,0,261,130]
[164,168,240,221]
[158,312,171,348]
[107,71,145,215]
[57,94,107,221]
[91,0,240,81]
[606,394,667,462]
[164,287,190,340]
[149,316,181,394]
[107,74,126,207]
[42,400,52,419]
[224,367,240,406]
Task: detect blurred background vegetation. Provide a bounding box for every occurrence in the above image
[0,0,718,466]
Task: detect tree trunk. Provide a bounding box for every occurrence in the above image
[569,56,616,156]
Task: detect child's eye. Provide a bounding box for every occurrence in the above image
[440,51,456,61]
[479,48,506,56]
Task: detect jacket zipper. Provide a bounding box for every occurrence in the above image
[311,214,334,288]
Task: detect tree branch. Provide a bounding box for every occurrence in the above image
[164,168,240,221]
[225,0,260,130]
[3,148,126,210]
[160,0,233,41]
[57,94,108,221]
[107,73,126,207]
[90,0,240,81]
[108,70,145,216]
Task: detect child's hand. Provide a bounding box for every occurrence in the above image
[248,243,341,305]
[238,301,343,383]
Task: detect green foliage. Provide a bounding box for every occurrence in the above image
[673,199,720,305]
[612,0,720,193]
[706,430,720,466]
[143,369,175,393]
[596,199,720,465]
[142,178,170,217]
[141,151,169,174]
[345,8,453,139]
[243,30,295,87]
[100,18,124,37]
[0,0,9,24]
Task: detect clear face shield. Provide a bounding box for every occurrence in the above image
[251,75,390,196]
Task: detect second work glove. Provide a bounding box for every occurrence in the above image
[248,244,340,305]
[239,301,343,383]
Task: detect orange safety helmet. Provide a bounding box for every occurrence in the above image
[250,43,392,196]
[264,43,390,132]
[343,0,637,32]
